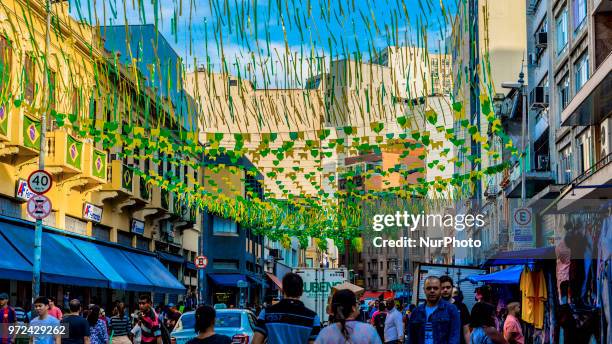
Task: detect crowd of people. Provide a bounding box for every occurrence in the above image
[1,273,527,344]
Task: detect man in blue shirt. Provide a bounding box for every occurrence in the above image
[253,273,320,344]
[29,297,61,344]
[407,277,460,344]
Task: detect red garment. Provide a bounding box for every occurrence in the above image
[503,314,524,344]
[48,306,63,320]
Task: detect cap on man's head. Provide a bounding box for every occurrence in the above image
[0,293,8,299]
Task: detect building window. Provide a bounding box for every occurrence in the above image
[558,74,570,111]
[136,237,150,251]
[574,53,589,92]
[212,216,238,235]
[556,9,568,55]
[24,54,36,103]
[117,230,133,246]
[92,225,111,241]
[0,36,12,94]
[212,259,238,270]
[558,145,573,184]
[573,0,587,32]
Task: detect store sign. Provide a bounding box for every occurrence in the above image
[15,179,35,201]
[131,219,145,235]
[83,203,103,223]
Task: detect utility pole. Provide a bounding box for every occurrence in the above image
[519,66,527,207]
[32,0,52,304]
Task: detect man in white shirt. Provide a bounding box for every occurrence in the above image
[384,301,404,344]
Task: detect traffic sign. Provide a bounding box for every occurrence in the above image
[27,195,52,220]
[513,208,532,227]
[403,273,413,284]
[27,170,52,195]
[194,255,208,269]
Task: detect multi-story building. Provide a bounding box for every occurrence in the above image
[0,1,193,307]
[524,0,612,242]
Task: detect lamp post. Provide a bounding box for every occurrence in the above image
[32,0,52,304]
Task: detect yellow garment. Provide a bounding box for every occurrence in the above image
[519,268,547,329]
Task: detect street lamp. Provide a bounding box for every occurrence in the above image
[502,65,528,207]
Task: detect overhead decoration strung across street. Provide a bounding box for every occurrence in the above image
[0,0,518,249]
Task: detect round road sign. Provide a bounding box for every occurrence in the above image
[27,194,52,220]
[27,170,53,195]
[195,255,208,269]
[514,208,532,227]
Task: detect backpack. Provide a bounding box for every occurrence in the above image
[373,312,387,338]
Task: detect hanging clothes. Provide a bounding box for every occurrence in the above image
[520,268,547,329]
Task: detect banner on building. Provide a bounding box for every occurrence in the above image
[131,219,145,235]
[83,203,103,223]
[15,179,35,201]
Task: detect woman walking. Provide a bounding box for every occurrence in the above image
[315,289,382,344]
[470,302,507,344]
[110,303,132,344]
[88,305,109,344]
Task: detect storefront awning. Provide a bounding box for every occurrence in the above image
[467,265,523,284]
[122,250,186,293]
[157,251,185,264]
[209,274,248,287]
[483,247,555,267]
[0,229,33,281]
[1,222,108,288]
[69,238,156,292]
[266,272,283,290]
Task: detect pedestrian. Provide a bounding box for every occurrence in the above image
[0,293,16,344]
[130,316,142,344]
[469,303,507,344]
[450,286,471,344]
[314,289,381,344]
[62,299,91,344]
[185,305,231,344]
[369,301,379,320]
[87,305,108,344]
[253,272,320,344]
[14,301,27,325]
[372,301,387,342]
[407,276,460,344]
[110,302,132,344]
[29,296,61,344]
[48,297,63,321]
[137,295,162,344]
[502,303,523,344]
[384,300,404,344]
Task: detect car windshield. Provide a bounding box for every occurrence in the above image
[216,313,242,328]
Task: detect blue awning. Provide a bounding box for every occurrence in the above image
[157,251,185,264]
[467,265,524,284]
[483,247,555,266]
[247,274,268,287]
[209,274,248,287]
[0,229,32,281]
[69,238,155,291]
[1,223,108,288]
[123,250,186,293]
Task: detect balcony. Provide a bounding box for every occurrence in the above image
[561,52,611,126]
[45,130,84,174]
[1,110,40,161]
[102,160,134,196]
[82,144,108,185]
[503,163,555,199]
[559,153,612,207]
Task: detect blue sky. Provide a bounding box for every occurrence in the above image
[69,0,457,88]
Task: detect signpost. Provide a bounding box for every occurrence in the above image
[27,170,52,195]
[195,255,208,269]
[512,207,534,249]
[27,195,52,220]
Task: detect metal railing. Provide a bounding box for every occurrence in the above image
[568,152,612,188]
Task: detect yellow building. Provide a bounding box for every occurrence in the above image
[0,0,197,306]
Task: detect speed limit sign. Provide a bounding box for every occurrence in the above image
[28,170,53,195]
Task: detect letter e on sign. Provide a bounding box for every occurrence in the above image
[27,170,53,195]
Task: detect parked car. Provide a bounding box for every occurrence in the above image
[171,309,256,344]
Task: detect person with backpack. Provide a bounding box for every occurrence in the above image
[372,301,388,342]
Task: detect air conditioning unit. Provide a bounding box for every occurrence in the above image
[601,117,611,158]
[535,31,547,49]
[537,155,549,171]
[530,86,549,109]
